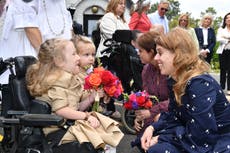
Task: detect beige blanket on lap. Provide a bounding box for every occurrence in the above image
[60,112,124,149]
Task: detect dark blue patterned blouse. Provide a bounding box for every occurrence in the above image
[149,74,230,153]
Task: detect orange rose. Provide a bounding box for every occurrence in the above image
[88,73,102,88]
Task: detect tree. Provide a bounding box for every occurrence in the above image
[200,7,217,18]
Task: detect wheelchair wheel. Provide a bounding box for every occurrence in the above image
[121,107,136,134]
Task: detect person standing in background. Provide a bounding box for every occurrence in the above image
[129,0,152,33]
[0,0,73,84]
[96,0,129,58]
[216,12,230,95]
[195,13,216,64]
[0,0,10,37]
[96,0,129,119]
[178,13,199,51]
[148,0,169,33]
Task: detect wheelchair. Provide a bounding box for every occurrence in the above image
[98,30,144,134]
[0,56,101,153]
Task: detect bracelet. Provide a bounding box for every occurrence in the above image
[84,112,90,120]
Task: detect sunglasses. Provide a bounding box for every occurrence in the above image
[179,19,188,22]
[160,8,168,12]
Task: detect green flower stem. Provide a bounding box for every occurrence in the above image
[92,92,100,112]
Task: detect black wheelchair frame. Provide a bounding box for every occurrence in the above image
[0,56,101,153]
[99,30,144,134]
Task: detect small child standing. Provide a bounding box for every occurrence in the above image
[26,38,123,153]
[72,35,120,118]
[71,35,105,111]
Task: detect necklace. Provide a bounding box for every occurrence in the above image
[43,0,65,36]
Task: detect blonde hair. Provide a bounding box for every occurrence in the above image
[155,27,210,105]
[178,13,190,28]
[71,35,96,54]
[26,38,72,96]
[106,0,126,22]
[200,13,213,27]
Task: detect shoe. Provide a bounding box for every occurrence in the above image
[110,111,121,119]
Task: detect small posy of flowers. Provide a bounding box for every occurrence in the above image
[84,66,123,98]
[123,91,159,110]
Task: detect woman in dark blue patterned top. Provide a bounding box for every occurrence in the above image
[141,27,230,153]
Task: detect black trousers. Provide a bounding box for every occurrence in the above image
[219,49,230,90]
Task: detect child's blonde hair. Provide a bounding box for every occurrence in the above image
[71,35,96,54]
[26,38,72,96]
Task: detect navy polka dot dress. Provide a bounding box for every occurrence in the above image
[148,74,230,153]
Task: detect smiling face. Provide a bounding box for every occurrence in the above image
[158,2,169,17]
[57,41,80,75]
[154,45,175,76]
[179,15,188,28]
[201,14,213,28]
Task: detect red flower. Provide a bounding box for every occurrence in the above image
[86,73,102,89]
[101,71,116,86]
[123,91,158,110]
[84,66,123,98]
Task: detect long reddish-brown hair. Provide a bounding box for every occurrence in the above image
[155,27,210,105]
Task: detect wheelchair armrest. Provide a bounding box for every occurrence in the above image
[0,114,64,127]
[7,110,28,115]
[0,117,20,125]
[30,99,51,114]
[19,114,64,127]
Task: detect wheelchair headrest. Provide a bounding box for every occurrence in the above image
[112,30,132,44]
[14,56,37,78]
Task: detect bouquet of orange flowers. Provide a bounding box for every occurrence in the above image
[123,91,158,110]
[84,67,123,111]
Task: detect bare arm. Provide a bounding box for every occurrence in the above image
[25,27,42,52]
[78,89,105,111]
[56,106,87,120]
[55,106,100,128]
[78,93,95,111]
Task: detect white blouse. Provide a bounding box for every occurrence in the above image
[96,12,129,57]
[216,27,230,54]
[0,0,72,84]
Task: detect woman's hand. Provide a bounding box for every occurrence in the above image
[199,49,208,58]
[150,135,159,146]
[87,115,100,128]
[135,109,151,120]
[134,118,144,131]
[141,126,154,151]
